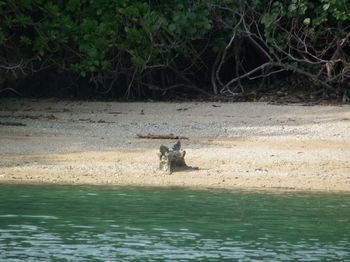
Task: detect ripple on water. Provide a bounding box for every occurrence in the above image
[0,185,349,261]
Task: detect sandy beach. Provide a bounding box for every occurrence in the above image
[0,98,350,192]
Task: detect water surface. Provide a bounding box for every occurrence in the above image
[0,185,349,261]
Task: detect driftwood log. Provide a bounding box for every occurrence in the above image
[158,141,187,174]
[137,133,189,140]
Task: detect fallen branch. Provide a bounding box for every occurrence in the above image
[137,133,189,140]
[0,121,26,126]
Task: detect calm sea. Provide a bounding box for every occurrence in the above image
[0,185,349,261]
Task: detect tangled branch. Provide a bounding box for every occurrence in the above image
[213,1,350,100]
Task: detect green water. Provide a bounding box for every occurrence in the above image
[0,185,349,261]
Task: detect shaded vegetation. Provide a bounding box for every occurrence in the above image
[0,0,349,101]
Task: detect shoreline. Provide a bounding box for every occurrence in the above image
[2,179,350,195]
[1,99,350,192]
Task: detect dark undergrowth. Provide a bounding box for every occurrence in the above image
[1,1,349,103]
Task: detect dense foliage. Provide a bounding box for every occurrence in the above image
[0,0,349,100]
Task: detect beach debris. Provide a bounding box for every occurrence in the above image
[158,140,187,174]
[0,121,26,126]
[137,133,189,140]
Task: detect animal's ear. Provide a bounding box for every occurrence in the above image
[160,145,169,155]
[172,140,181,151]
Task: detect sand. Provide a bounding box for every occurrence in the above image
[0,98,350,192]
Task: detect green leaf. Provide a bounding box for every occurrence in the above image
[288,3,297,12]
[323,3,330,11]
[87,48,97,58]
[100,60,110,69]
[44,2,60,16]
[0,31,6,44]
[168,23,176,32]
[131,56,143,67]
[66,0,80,12]
[303,18,311,25]
[20,35,31,45]
[203,20,211,30]
[16,14,32,26]
[17,0,32,9]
